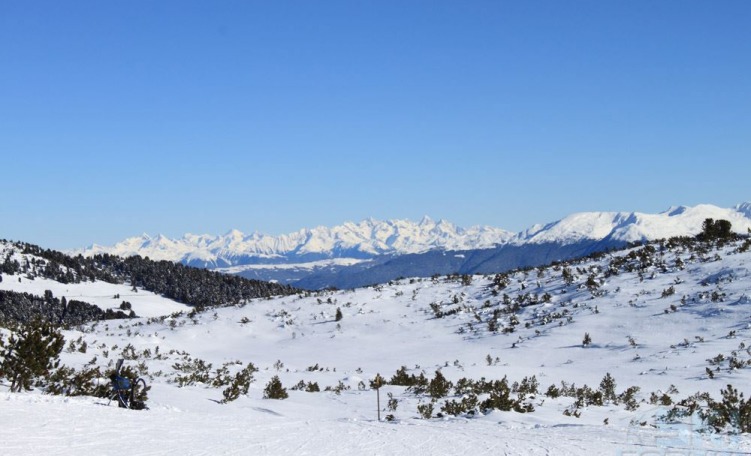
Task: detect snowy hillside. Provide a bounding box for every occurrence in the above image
[74,202,751,289]
[3,234,751,454]
[0,242,190,319]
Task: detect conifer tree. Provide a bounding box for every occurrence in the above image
[427,370,452,399]
[1,319,64,392]
[263,375,288,399]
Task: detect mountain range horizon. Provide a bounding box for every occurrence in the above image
[70,201,751,290]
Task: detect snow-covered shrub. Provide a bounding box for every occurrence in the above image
[545,384,561,399]
[703,384,751,433]
[263,375,288,399]
[221,363,258,403]
[0,318,64,392]
[172,357,212,386]
[619,386,640,411]
[598,373,617,403]
[427,370,452,399]
[514,375,539,398]
[440,394,478,417]
[417,402,433,419]
[46,365,108,398]
[479,376,532,413]
[665,385,751,434]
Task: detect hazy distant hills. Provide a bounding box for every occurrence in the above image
[75,203,751,289]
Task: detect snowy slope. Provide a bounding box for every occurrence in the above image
[3,236,751,454]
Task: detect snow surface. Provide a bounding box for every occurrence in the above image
[4,390,746,455]
[3,238,751,454]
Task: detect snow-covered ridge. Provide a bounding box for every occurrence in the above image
[75,203,751,269]
[75,217,515,265]
[514,203,751,245]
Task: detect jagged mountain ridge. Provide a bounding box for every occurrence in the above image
[75,202,751,289]
[77,217,515,267]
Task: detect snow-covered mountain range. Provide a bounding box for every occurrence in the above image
[75,202,751,289]
[78,216,515,266]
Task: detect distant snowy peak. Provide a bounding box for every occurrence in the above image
[77,218,514,265]
[515,203,751,245]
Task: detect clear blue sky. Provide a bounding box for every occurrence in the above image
[1,1,750,249]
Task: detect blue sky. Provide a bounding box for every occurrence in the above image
[1,1,750,249]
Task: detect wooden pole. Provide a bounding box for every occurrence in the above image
[377,386,381,421]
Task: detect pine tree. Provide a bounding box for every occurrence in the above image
[221,363,259,403]
[562,267,575,285]
[427,370,452,399]
[599,373,617,403]
[263,375,288,399]
[1,319,64,392]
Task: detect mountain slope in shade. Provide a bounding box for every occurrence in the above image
[736,201,751,219]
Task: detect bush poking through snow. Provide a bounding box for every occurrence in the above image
[427,370,452,399]
[417,402,433,419]
[263,375,288,399]
[704,384,751,433]
[664,384,751,434]
[619,386,641,411]
[172,358,212,386]
[221,363,259,403]
[441,394,478,416]
[46,365,109,397]
[599,373,617,404]
[0,318,64,392]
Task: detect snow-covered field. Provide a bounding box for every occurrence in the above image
[5,390,745,455]
[2,238,751,454]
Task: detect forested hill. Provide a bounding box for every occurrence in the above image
[1,240,299,311]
